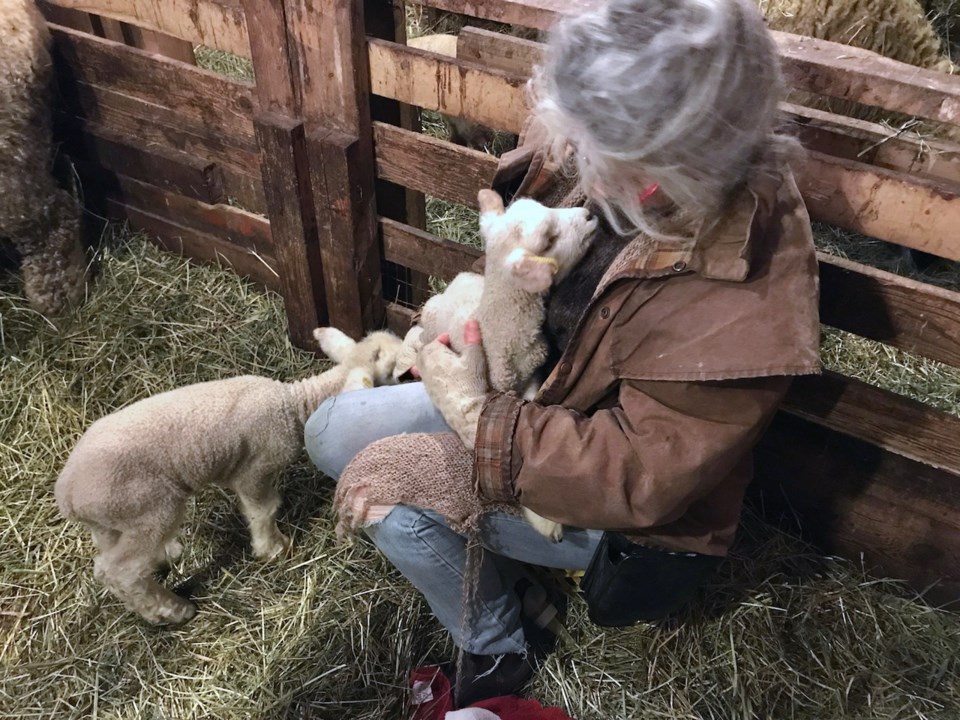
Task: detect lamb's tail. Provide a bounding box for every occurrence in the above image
[53,469,77,520]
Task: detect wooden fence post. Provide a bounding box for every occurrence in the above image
[284,0,385,339]
[242,0,329,347]
[254,114,329,348]
[366,0,431,311]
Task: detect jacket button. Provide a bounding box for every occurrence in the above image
[599,306,610,319]
[558,361,571,374]
[672,260,687,272]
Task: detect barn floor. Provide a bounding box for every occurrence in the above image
[1,234,959,719]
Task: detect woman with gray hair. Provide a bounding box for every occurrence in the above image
[305,0,820,707]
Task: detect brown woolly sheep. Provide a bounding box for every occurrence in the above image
[759,0,959,141]
[1,0,88,316]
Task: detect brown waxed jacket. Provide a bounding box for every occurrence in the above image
[473,142,822,557]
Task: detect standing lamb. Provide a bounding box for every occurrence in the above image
[55,327,403,625]
[375,189,598,542]
[1,0,88,315]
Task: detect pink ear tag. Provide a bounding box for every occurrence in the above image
[638,183,660,204]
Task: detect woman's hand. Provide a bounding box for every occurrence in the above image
[417,319,489,450]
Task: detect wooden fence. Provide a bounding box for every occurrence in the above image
[40,0,960,606]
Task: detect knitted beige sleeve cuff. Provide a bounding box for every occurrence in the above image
[473,392,526,504]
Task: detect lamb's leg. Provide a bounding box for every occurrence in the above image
[153,527,184,572]
[95,529,197,625]
[233,473,290,561]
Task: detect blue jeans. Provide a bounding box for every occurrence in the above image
[304,382,603,656]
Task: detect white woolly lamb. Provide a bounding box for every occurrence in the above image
[414,190,596,397]
[55,327,403,625]
[401,189,597,541]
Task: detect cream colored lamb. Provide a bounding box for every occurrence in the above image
[55,327,403,625]
[400,189,597,541]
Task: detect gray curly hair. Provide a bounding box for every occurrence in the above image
[531,0,794,238]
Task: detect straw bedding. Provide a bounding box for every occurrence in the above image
[2,233,959,719]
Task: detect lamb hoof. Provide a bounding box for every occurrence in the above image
[254,532,292,562]
[142,596,197,626]
[165,540,184,563]
[543,524,564,543]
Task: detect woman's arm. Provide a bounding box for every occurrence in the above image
[475,375,791,531]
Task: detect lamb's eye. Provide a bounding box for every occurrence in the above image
[544,232,559,248]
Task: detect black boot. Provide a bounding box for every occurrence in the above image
[453,651,536,708]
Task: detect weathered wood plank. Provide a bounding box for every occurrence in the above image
[56,78,257,154]
[307,128,384,339]
[410,7,960,130]
[63,120,224,204]
[43,0,250,57]
[284,0,370,133]
[49,25,257,141]
[774,31,960,129]
[380,217,481,281]
[456,25,543,75]
[818,252,960,368]
[797,151,960,261]
[373,122,499,208]
[36,2,98,33]
[385,300,418,336]
[752,412,960,609]
[78,165,270,252]
[280,0,383,338]
[55,85,264,212]
[368,38,528,135]
[240,0,297,114]
[254,113,328,348]
[121,25,197,64]
[783,370,960,476]
[413,0,592,32]
[785,103,960,185]
[104,199,279,291]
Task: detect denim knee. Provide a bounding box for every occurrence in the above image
[304,383,451,480]
[363,504,430,553]
[304,394,347,479]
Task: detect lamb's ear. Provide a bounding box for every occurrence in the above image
[507,250,555,294]
[314,327,356,362]
[477,189,505,216]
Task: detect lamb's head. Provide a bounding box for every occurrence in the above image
[313,327,404,390]
[478,189,597,293]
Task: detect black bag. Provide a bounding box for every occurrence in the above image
[579,532,722,627]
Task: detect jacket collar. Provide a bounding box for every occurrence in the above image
[594,177,775,296]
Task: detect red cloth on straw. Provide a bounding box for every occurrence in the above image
[474,695,576,720]
[409,666,577,720]
[410,666,454,720]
